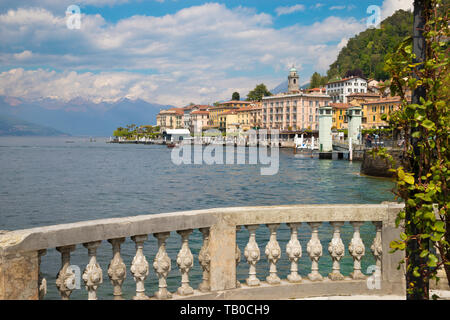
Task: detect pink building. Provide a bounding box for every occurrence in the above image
[262,92,331,131]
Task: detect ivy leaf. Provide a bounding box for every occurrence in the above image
[420,250,429,258]
[421,119,435,130]
[427,254,438,268]
[404,175,415,185]
[435,221,445,232]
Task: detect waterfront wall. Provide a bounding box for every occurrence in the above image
[0,203,406,300]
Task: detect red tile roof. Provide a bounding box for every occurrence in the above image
[218,100,252,105]
[330,103,350,109]
[191,110,209,115]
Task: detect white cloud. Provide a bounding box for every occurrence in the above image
[329,6,346,10]
[13,50,33,60]
[381,0,413,19]
[275,4,305,16]
[0,4,366,106]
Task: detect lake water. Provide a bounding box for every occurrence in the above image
[0,136,395,299]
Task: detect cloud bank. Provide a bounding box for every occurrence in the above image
[0,3,367,106]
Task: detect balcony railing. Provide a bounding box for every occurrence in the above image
[0,203,405,300]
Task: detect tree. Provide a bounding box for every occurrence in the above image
[232,92,240,101]
[309,72,328,88]
[246,84,272,101]
[377,0,449,300]
[327,10,413,80]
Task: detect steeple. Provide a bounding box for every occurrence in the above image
[288,66,299,93]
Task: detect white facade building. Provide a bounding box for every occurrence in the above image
[326,76,368,103]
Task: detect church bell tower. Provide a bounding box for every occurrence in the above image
[288,66,299,93]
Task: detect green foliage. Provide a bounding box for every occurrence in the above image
[327,9,413,80]
[309,72,328,89]
[378,0,450,298]
[232,92,240,101]
[113,124,161,139]
[246,83,272,101]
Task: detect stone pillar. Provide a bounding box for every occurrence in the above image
[208,215,236,291]
[318,106,332,152]
[381,202,406,295]
[0,248,39,300]
[347,106,362,143]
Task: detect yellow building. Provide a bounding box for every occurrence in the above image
[156,108,184,131]
[208,100,254,129]
[361,96,404,129]
[218,111,239,132]
[330,103,349,130]
[235,103,262,131]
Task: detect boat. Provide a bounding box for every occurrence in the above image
[167,142,177,148]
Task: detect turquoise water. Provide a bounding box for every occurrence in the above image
[0,137,395,300]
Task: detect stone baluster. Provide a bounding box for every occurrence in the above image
[107,238,126,300]
[328,222,345,281]
[244,225,260,286]
[176,229,194,296]
[38,249,47,300]
[306,222,323,281]
[82,241,103,300]
[130,235,150,300]
[349,222,366,280]
[153,232,172,299]
[265,223,281,284]
[198,228,211,293]
[235,226,242,288]
[371,221,382,277]
[286,223,302,283]
[55,245,77,300]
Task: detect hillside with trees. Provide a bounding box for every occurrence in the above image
[308,9,413,87]
[327,9,413,81]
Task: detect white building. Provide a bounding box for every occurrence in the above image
[326,76,368,103]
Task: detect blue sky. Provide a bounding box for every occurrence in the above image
[0,0,413,106]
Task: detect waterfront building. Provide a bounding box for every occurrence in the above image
[361,96,405,129]
[325,76,368,103]
[156,108,184,131]
[347,92,381,105]
[208,100,253,130]
[262,69,331,132]
[330,103,350,130]
[190,110,210,132]
[183,105,211,130]
[218,110,239,132]
[235,103,262,131]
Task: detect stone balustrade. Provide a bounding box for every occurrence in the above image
[0,203,405,300]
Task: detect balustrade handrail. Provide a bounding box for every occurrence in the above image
[0,203,400,255]
[0,202,406,300]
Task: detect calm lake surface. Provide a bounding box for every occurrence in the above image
[0,136,395,299]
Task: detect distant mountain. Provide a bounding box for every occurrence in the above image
[0,96,175,136]
[271,81,309,94]
[0,114,68,136]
